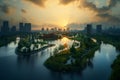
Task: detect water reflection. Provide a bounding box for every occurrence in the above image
[49,72,63,80]
[0,37,119,80]
[61,37,69,44]
[87,59,94,69]
[17,55,38,70]
[82,42,119,80]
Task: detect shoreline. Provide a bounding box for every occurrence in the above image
[15,44,55,56]
[44,46,100,72]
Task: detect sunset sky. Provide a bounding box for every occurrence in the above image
[0,0,120,30]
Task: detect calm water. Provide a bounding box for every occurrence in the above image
[0,37,119,80]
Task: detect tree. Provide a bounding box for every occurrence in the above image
[58,45,65,50]
[70,45,76,54]
[53,48,58,55]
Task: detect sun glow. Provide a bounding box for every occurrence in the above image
[61,37,69,44]
[62,20,68,26]
[20,0,98,30]
[59,19,68,29]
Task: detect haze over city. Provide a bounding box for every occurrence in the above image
[0,0,120,80]
[0,0,120,30]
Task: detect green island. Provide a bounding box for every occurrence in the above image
[16,34,55,56]
[44,33,120,80]
[13,33,120,79]
[44,35,100,72]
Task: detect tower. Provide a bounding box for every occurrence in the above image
[86,24,92,35]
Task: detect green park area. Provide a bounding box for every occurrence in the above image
[44,35,100,72]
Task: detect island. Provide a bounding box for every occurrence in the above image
[44,35,100,72]
[15,33,57,56]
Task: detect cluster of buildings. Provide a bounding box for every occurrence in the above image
[85,24,102,35]
[0,21,70,36]
[1,20,119,36]
[0,21,31,36]
[104,27,120,35]
[0,21,16,35]
[85,24,120,35]
[19,23,31,33]
[40,27,70,33]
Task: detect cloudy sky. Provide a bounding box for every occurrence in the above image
[0,0,120,30]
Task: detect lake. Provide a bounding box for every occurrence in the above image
[0,37,119,80]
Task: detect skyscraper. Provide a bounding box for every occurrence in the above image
[25,23,31,32]
[96,25,102,33]
[67,27,70,31]
[46,28,49,31]
[19,22,31,33]
[86,24,92,35]
[19,23,24,32]
[1,21,10,35]
[41,27,44,31]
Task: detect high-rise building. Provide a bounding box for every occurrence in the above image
[54,27,57,31]
[1,21,10,35]
[63,29,66,31]
[86,24,92,35]
[19,22,31,33]
[51,28,54,31]
[46,28,49,31]
[19,23,24,32]
[67,27,70,31]
[41,27,44,31]
[58,28,62,31]
[96,25,102,33]
[25,23,31,32]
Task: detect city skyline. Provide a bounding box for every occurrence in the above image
[0,0,120,30]
[0,1,120,80]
